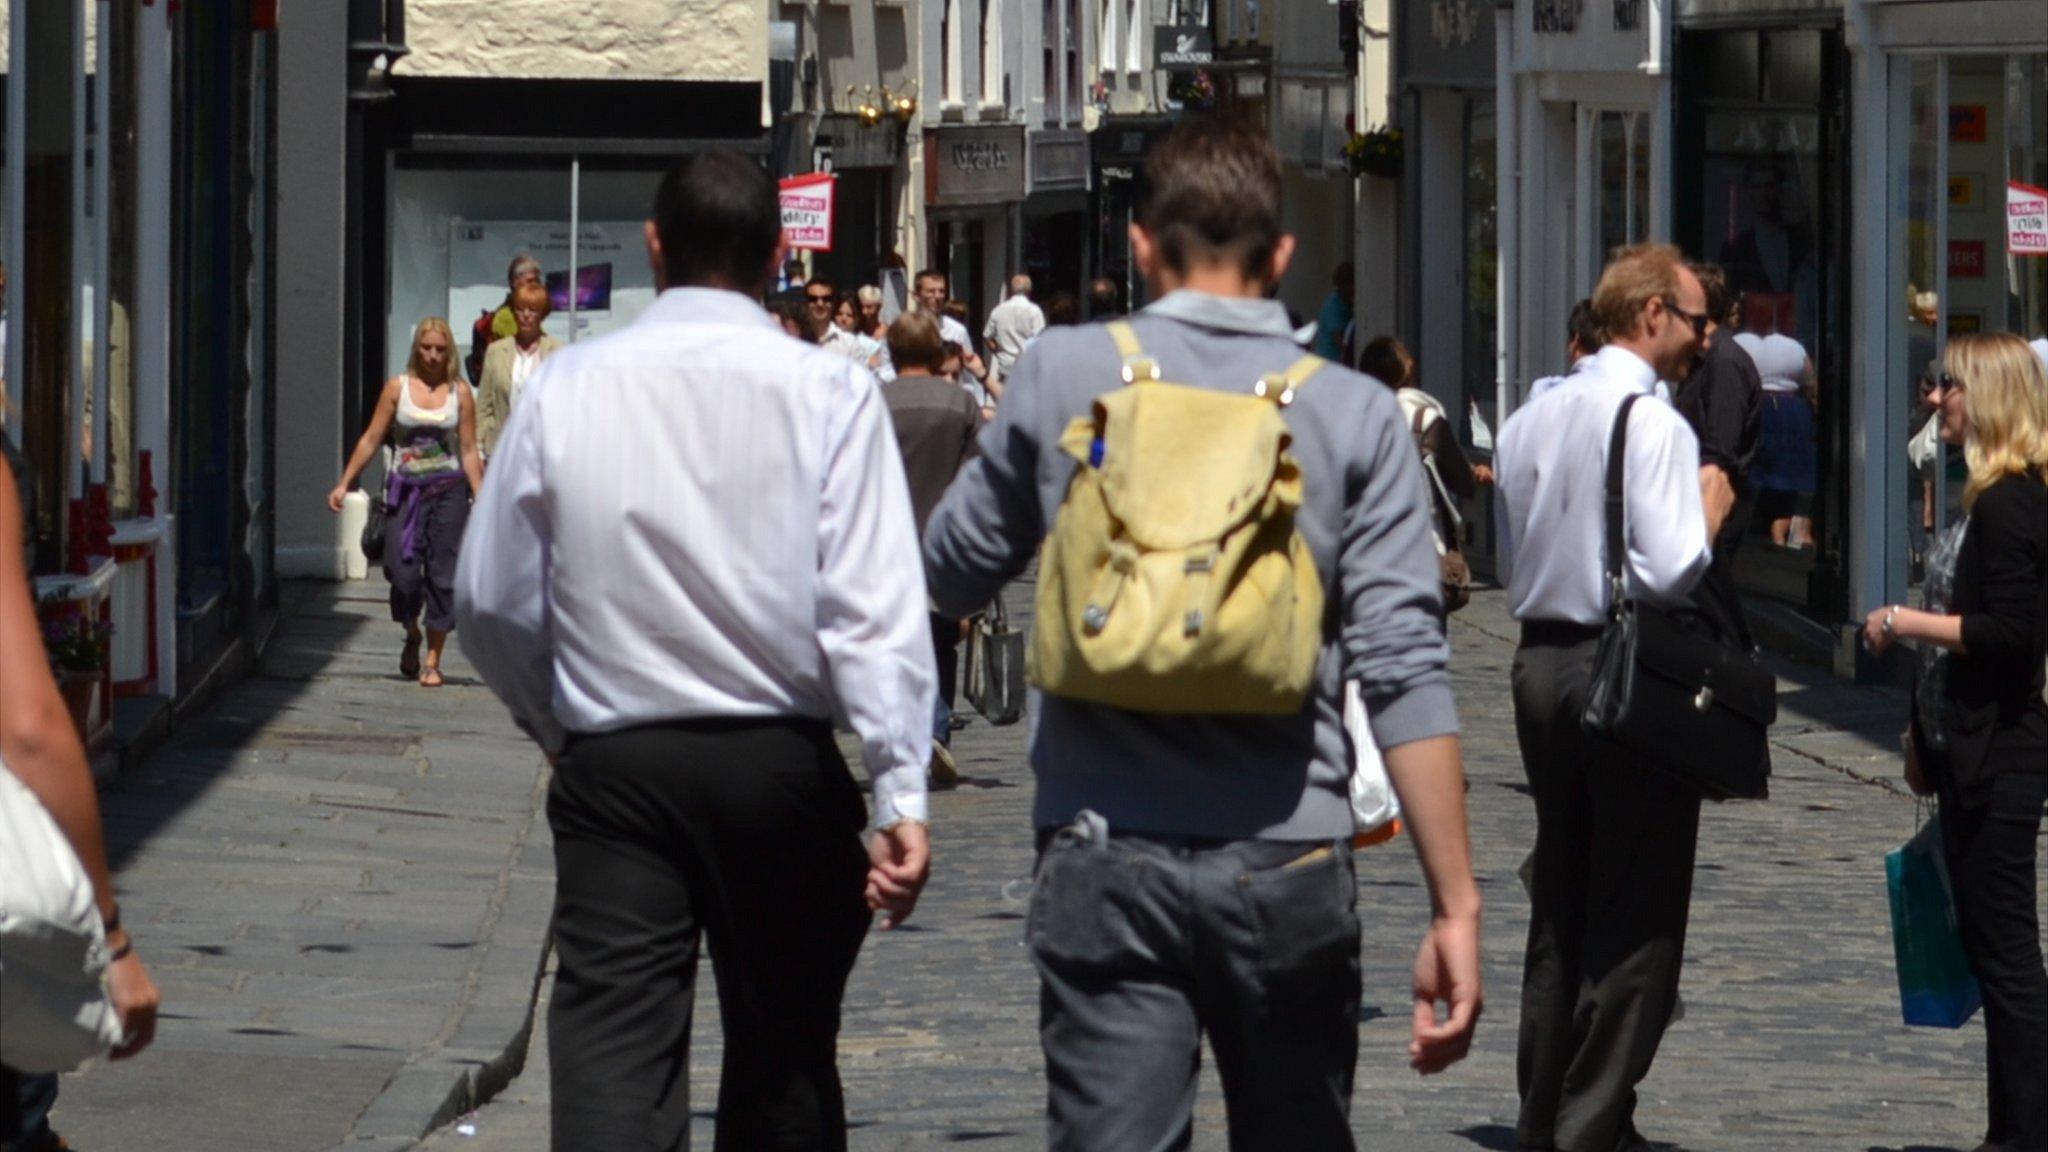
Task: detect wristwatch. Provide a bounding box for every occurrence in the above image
[1881,606,1900,638]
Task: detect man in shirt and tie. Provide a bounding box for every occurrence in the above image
[1493,243,1732,1152]
[456,151,934,1151]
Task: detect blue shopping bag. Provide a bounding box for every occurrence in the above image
[1885,814,1982,1029]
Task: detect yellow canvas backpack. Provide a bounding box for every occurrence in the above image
[1029,321,1327,714]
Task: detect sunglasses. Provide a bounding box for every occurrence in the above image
[1661,298,1712,341]
[805,292,834,304]
[1919,371,1964,396]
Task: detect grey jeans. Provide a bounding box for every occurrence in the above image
[1027,815,1361,1152]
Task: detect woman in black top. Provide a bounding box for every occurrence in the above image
[1864,330,2048,1152]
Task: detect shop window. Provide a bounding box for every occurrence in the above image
[1593,110,1650,270]
[1893,52,2048,590]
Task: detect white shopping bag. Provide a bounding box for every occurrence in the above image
[1344,682,1402,844]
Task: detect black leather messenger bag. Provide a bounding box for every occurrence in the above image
[1580,394,1776,801]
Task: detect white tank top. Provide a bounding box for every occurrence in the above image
[393,377,463,476]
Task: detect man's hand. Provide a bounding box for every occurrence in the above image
[866,820,931,929]
[1410,909,1482,1074]
[105,945,161,1060]
[1472,463,1495,487]
[1699,464,1735,540]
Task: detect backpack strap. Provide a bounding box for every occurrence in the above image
[1254,355,1323,407]
[1106,321,1163,385]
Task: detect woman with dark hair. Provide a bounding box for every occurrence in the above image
[1359,335,1483,615]
[1865,331,2048,1152]
[328,317,485,688]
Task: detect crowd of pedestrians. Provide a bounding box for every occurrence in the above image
[5,112,2042,1152]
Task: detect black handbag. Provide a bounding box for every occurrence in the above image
[1581,394,1775,801]
[360,481,390,565]
[965,597,1028,726]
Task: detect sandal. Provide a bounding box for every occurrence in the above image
[418,665,444,688]
[400,631,423,679]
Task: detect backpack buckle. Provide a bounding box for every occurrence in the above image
[1120,358,1163,385]
[1253,376,1296,406]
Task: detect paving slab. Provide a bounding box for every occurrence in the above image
[47,582,554,1152]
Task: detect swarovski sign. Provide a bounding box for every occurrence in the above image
[1154,25,1215,71]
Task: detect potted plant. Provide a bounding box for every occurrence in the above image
[1345,125,1403,179]
[41,603,113,739]
[1166,69,1216,114]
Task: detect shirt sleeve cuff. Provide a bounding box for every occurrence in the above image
[871,764,930,829]
[1363,679,1461,750]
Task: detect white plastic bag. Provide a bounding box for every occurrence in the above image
[1344,682,1401,840]
[0,759,125,1073]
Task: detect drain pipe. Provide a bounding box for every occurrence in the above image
[344,0,406,445]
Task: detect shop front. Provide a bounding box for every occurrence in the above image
[1845,0,2046,667]
[1401,0,1500,561]
[5,0,273,713]
[1500,0,1672,401]
[1674,7,1854,635]
[1089,115,1174,316]
[1022,128,1091,309]
[373,78,763,429]
[923,123,1026,332]
[805,112,912,293]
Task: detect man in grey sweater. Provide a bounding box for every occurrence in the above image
[922,117,1482,1149]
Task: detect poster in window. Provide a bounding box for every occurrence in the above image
[447,221,656,345]
[1948,104,1988,144]
[1947,172,1985,213]
[1947,240,1987,280]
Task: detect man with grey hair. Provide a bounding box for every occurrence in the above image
[981,272,1045,394]
[470,253,543,384]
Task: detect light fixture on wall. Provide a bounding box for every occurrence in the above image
[857,85,886,127]
[890,80,919,124]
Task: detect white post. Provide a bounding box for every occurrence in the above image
[136,0,175,696]
[568,157,580,344]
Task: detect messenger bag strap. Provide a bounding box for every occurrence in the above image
[1603,393,1644,610]
[1105,320,1162,385]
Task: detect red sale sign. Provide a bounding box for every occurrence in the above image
[779,173,837,253]
[2009,181,2048,256]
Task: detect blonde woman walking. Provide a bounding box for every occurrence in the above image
[329,317,484,687]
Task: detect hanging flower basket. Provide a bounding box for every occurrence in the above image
[1167,69,1216,114]
[1345,126,1404,179]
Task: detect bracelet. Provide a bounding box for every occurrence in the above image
[1881,606,1900,637]
[108,937,134,962]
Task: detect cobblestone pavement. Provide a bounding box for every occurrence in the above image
[47,583,553,1152]
[425,581,2042,1152]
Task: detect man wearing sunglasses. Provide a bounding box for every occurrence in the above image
[1674,264,1763,634]
[1494,242,1733,1152]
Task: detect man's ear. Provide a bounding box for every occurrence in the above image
[1266,234,1297,290]
[762,234,792,298]
[1130,222,1161,287]
[644,220,668,292]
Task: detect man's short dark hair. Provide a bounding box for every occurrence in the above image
[914,269,947,289]
[1088,277,1120,314]
[1688,262,1731,323]
[1568,297,1604,356]
[1136,117,1284,281]
[806,275,836,296]
[650,152,781,292]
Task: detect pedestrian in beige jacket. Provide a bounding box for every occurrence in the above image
[474,280,559,459]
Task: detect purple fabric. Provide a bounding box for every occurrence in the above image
[388,472,467,564]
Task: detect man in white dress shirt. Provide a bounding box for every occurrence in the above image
[1494,243,1730,1152]
[981,273,1045,388]
[456,152,933,1151]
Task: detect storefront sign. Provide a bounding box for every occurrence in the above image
[1028,129,1091,195]
[1155,25,1216,71]
[814,114,904,170]
[2009,181,2048,256]
[925,125,1027,208]
[1947,239,1986,280]
[779,173,837,253]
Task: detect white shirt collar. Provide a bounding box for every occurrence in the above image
[1590,344,1662,394]
[640,286,782,333]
